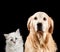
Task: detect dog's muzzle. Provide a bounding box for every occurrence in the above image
[37,23,42,31]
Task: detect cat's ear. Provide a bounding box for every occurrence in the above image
[16,29,20,34]
[4,34,8,38]
[16,29,21,36]
[16,29,20,33]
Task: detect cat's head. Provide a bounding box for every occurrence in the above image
[4,29,23,46]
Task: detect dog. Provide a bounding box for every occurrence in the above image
[25,12,57,52]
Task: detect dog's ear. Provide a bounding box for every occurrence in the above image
[48,17,54,34]
[27,17,32,30]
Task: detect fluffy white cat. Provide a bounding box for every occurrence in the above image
[4,29,23,52]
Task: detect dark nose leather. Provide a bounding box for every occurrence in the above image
[37,23,42,31]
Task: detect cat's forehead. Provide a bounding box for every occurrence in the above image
[9,32,16,35]
[8,32,18,37]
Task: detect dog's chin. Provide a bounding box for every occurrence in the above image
[34,28,43,34]
[37,30,43,35]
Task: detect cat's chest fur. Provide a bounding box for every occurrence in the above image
[6,44,23,52]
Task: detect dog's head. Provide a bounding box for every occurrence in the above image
[27,12,54,34]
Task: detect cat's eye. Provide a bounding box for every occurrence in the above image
[15,38,17,40]
[34,17,37,20]
[10,39,13,41]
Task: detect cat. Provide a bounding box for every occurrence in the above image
[4,29,23,52]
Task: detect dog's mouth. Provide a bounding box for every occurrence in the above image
[37,30,43,35]
[37,28,42,31]
[37,26,43,33]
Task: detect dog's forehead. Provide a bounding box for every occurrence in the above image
[33,12,49,18]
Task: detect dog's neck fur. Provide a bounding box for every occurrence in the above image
[29,30,48,47]
[28,29,57,52]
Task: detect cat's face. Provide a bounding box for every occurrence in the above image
[4,29,22,46]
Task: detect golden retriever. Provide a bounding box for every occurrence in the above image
[25,12,57,52]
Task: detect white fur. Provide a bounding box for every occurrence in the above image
[4,29,23,52]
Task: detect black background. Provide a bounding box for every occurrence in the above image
[0,0,60,52]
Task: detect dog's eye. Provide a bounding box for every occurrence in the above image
[34,17,37,20]
[43,17,46,21]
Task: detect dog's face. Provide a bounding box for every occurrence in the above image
[27,12,54,34]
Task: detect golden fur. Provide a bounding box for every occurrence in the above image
[25,12,57,52]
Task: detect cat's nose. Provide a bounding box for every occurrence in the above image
[13,41,16,43]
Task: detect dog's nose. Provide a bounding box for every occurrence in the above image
[37,23,42,31]
[37,23,42,28]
